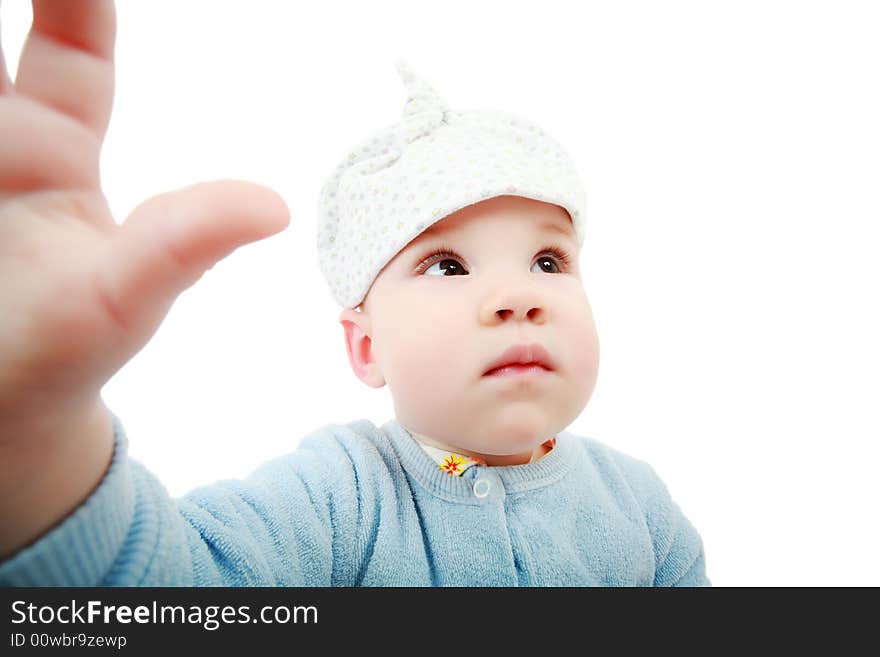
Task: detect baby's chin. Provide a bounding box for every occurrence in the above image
[462,418,560,455]
[396,398,574,451]
[467,438,548,457]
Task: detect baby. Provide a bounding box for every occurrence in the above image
[0,1,709,586]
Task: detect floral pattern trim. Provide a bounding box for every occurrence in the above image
[440,452,484,476]
[416,438,557,476]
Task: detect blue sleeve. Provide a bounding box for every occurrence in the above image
[639,462,711,587]
[608,450,711,587]
[0,413,360,586]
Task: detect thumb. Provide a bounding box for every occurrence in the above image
[101,180,289,337]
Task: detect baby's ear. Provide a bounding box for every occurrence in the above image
[339,308,385,388]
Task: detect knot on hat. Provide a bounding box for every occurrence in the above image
[395,58,451,120]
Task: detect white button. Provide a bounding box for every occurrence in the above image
[473,479,491,498]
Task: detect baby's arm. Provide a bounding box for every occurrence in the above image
[0,413,363,586]
[0,0,287,562]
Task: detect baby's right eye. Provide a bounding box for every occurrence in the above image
[416,248,470,276]
[423,257,468,276]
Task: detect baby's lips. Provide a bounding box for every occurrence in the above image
[482,343,555,376]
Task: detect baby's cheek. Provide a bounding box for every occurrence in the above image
[570,320,600,400]
[387,351,470,437]
[385,333,453,408]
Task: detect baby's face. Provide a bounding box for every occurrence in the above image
[339,195,600,456]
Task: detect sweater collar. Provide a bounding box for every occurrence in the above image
[415,441,487,476]
[381,418,576,501]
[413,437,558,476]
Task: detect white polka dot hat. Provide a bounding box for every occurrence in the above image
[316,59,587,309]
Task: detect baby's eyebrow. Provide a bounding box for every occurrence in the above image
[540,220,577,242]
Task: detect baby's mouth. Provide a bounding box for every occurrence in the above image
[482,343,556,377]
[483,362,552,378]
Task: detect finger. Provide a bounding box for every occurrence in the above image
[15,0,115,139]
[0,2,14,94]
[0,48,10,96]
[0,96,100,193]
[97,181,290,338]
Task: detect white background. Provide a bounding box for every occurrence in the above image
[3,0,878,586]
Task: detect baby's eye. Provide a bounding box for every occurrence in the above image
[416,246,572,276]
[532,255,561,274]
[532,246,573,273]
[422,256,468,276]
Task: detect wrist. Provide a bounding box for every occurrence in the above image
[0,396,115,559]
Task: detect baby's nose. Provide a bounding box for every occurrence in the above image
[495,306,544,322]
[481,284,548,325]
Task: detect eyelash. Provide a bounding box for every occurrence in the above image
[414,243,573,274]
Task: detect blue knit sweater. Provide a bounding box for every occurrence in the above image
[0,413,710,586]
